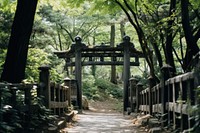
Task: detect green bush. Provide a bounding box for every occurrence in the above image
[0,86,21,133]
[95,78,123,99]
[0,85,56,133]
[82,75,98,99]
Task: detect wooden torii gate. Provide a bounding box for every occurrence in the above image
[54,36,143,113]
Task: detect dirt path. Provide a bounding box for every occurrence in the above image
[64,111,141,133]
[61,100,147,133]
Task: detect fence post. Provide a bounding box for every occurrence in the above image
[10,87,17,108]
[136,82,143,113]
[148,76,156,115]
[64,77,72,107]
[129,77,139,112]
[38,65,51,108]
[161,64,173,127]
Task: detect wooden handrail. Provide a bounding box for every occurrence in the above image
[131,71,199,132]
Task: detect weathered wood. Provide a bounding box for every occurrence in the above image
[139,105,150,112]
[54,36,143,114]
[49,101,68,108]
[129,78,138,112]
[172,80,176,129]
[38,65,51,108]
[122,36,131,112]
[54,46,143,58]
[161,64,174,127]
[152,104,162,113]
[148,76,156,115]
[66,61,139,66]
[136,70,199,131]
[136,83,143,113]
[74,37,84,113]
[81,52,139,57]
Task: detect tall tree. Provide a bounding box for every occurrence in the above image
[1,0,38,83]
[165,0,176,73]
[181,0,200,71]
[110,24,117,84]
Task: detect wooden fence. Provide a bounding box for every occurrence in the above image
[0,65,77,118]
[49,82,69,115]
[129,65,200,132]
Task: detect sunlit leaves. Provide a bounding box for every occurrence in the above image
[0,0,15,48]
[190,0,200,9]
[0,0,16,12]
[25,48,50,82]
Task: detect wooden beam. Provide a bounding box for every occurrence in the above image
[54,46,144,58]
[66,61,139,66]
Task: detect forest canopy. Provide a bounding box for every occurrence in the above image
[0,0,200,83]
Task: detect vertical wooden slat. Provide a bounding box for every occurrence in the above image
[179,77,183,131]
[10,87,17,108]
[172,80,176,130]
[0,86,3,123]
[136,83,143,113]
[157,85,159,112]
[53,84,56,114]
[167,81,171,126]
[187,80,191,131]
[58,84,60,115]
[25,87,32,113]
[146,90,148,113]
[143,91,145,112]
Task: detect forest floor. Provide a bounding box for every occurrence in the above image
[88,98,123,113]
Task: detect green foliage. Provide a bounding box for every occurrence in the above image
[82,73,123,100]
[25,48,50,82]
[34,3,108,51]
[0,10,13,48]
[0,49,6,76]
[25,48,63,83]
[1,48,64,84]
[82,74,98,99]
[0,86,21,132]
[95,78,123,98]
[0,85,57,133]
[24,97,55,132]
[0,0,15,49]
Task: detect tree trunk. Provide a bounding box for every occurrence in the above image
[91,34,96,77]
[110,24,117,84]
[120,21,125,40]
[166,0,176,74]
[181,0,199,71]
[151,41,163,68]
[1,0,38,83]
[119,22,125,81]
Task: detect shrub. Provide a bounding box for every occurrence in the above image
[82,75,98,99]
[95,78,123,99]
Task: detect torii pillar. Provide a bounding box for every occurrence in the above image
[119,36,133,113]
[73,36,86,113]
